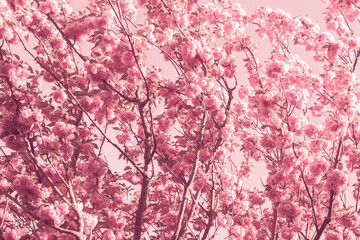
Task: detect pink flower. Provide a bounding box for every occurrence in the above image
[53,89,67,104]
[210,65,224,78]
[304,123,321,137]
[103,230,116,240]
[221,125,235,141]
[80,96,102,114]
[83,213,98,234]
[335,92,356,111]
[309,158,329,176]
[288,115,307,135]
[5,135,26,151]
[278,201,301,219]
[116,131,134,144]
[266,60,289,78]
[64,22,88,42]
[338,212,360,228]
[90,193,111,210]
[249,192,265,205]
[0,179,10,191]
[85,63,110,83]
[21,15,33,27]
[180,42,197,62]
[219,190,235,205]
[2,228,26,240]
[311,104,325,117]
[217,215,227,228]
[309,139,326,153]
[122,171,140,184]
[12,175,50,201]
[96,14,113,29]
[39,1,59,15]
[325,231,342,240]
[204,95,220,109]
[327,43,340,62]
[220,55,236,67]
[215,148,228,162]
[108,212,124,228]
[18,108,43,126]
[193,172,208,191]
[215,111,226,122]
[38,205,67,226]
[238,85,253,99]
[36,135,60,152]
[7,0,32,10]
[158,119,171,132]
[138,0,147,7]
[231,225,245,238]
[53,122,75,140]
[260,135,277,150]
[265,187,284,202]
[121,51,135,67]
[223,22,237,35]
[325,118,342,133]
[326,169,348,194]
[184,84,201,98]
[124,111,137,122]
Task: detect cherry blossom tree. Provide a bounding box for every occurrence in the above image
[1,0,360,239]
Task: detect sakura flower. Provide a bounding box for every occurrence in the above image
[2,228,26,240]
[121,51,136,67]
[266,60,289,78]
[278,201,302,219]
[38,1,59,15]
[326,169,348,194]
[260,135,277,150]
[338,212,360,228]
[53,122,75,140]
[86,63,109,83]
[52,89,67,104]
[18,107,43,126]
[103,230,116,240]
[249,192,265,205]
[83,213,98,234]
[184,84,201,98]
[327,42,340,62]
[325,231,342,240]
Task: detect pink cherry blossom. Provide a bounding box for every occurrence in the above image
[1,0,360,239]
[53,122,75,140]
[52,89,67,104]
